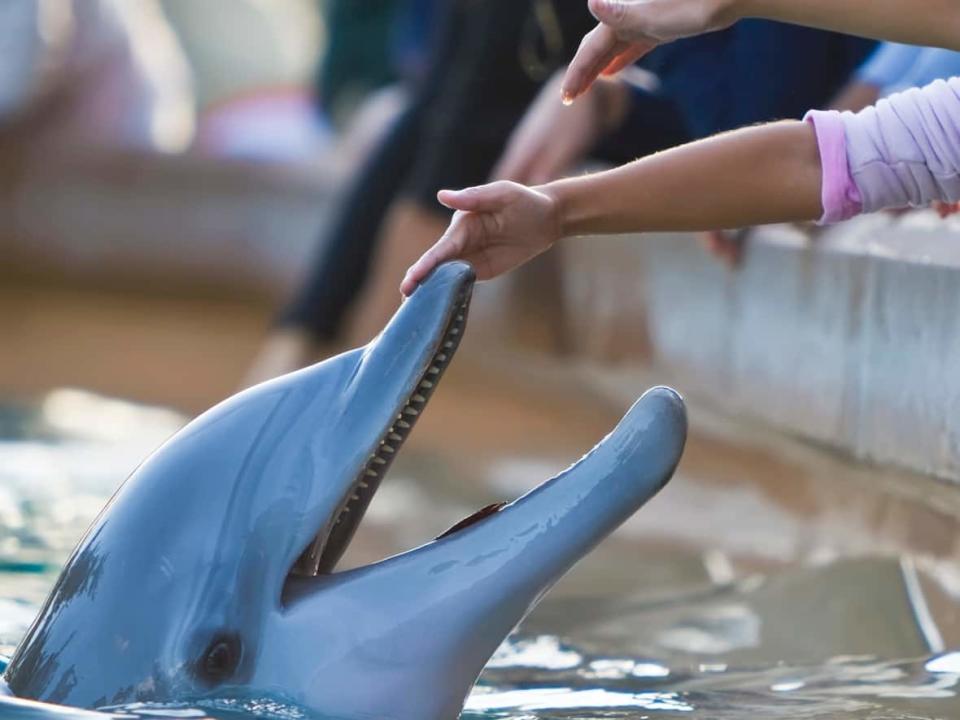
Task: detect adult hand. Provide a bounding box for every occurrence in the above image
[493,72,629,184]
[400,181,561,295]
[561,0,737,102]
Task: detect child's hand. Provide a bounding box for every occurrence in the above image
[562,0,737,103]
[400,181,561,296]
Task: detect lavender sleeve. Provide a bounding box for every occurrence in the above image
[805,77,960,224]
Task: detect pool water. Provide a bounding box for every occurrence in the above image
[2,385,960,720]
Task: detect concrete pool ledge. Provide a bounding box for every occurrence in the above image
[554,212,960,484]
[0,148,337,298]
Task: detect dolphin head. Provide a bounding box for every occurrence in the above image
[4,261,687,719]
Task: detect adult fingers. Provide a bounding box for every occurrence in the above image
[560,24,622,103]
[600,41,656,76]
[588,0,648,35]
[437,182,513,212]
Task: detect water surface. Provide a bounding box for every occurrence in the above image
[2,387,960,719]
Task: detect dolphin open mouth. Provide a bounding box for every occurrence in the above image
[291,276,474,578]
[1,255,685,719]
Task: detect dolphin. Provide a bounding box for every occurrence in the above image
[1,261,687,720]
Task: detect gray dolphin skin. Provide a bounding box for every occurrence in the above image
[2,261,687,720]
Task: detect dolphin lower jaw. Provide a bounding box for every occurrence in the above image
[273,388,687,720]
[289,278,473,580]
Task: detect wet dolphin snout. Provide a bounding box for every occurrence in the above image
[269,387,687,720]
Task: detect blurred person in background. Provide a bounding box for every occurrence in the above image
[0,0,193,154]
[246,7,875,386]
[243,0,596,385]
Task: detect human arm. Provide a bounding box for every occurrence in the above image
[400,120,822,293]
[562,0,960,102]
[734,0,960,49]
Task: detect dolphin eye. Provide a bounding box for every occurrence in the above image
[198,633,242,684]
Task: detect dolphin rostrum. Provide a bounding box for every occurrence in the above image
[2,261,687,719]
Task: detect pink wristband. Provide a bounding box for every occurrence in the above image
[804,109,863,224]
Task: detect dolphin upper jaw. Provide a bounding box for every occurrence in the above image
[3,262,478,709]
[286,265,474,579]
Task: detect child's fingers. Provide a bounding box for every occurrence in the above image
[437,183,511,212]
[400,224,467,296]
[400,249,442,296]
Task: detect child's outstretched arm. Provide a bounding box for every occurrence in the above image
[400,120,822,293]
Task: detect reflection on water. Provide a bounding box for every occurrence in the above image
[2,390,960,719]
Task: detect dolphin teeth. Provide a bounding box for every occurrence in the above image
[420,380,433,389]
[381,444,395,454]
[389,432,402,442]
[449,328,460,336]
[358,481,369,489]
[372,457,387,465]
[412,394,426,403]
[403,407,419,416]
[456,314,464,321]
[365,469,378,477]
[428,367,440,375]
[397,420,411,429]
[443,341,454,349]
[436,354,447,362]
[351,493,361,501]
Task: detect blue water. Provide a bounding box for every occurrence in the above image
[2,390,960,719]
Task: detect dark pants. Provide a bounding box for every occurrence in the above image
[279,0,594,340]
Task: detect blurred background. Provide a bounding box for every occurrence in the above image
[0,0,335,409]
[5,3,960,717]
